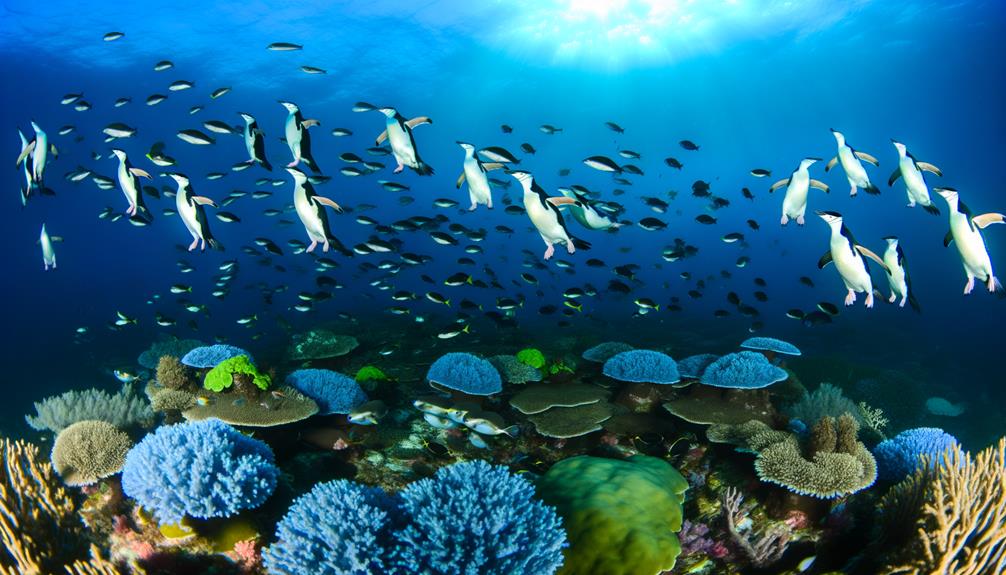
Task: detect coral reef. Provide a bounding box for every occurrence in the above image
[155,355,194,390]
[873,427,959,483]
[785,382,863,425]
[121,419,279,523]
[149,388,196,412]
[699,351,788,389]
[286,329,358,361]
[665,385,777,426]
[739,336,802,357]
[510,382,606,414]
[426,352,502,395]
[25,383,154,433]
[528,401,616,438]
[721,486,790,568]
[581,341,634,363]
[51,420,133,486]
[602,349,680,384]
[489,355,543,384]
[354,365,388,383]
[285,369,368,415]
[181,344,253,368]
[204,355,271,393]
[677,353,719,379]
[182,386,318,426]
[515,347,546,369]
[137,338,203,370]
[536,455,688,575]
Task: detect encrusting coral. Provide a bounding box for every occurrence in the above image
[25,383,154,434]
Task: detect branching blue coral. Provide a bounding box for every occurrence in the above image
[739,336,801,356]
[263,480,404,575]
[181,344,252,368]
[602,350,679,384]
[873,427,960,483]
[285,369,368,415]
[393,460,567,575]
[121,419,278,523]
[699,351,787,389]
[426,352,502,395]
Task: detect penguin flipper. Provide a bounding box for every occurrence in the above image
[944,230,954,247]
[916,161,942,176]
[855,151,880,166]
[825,156,838,172]
[972,213,1006,229]
[192,195,218,207]
[301,118,321,129]
[375,130,388,145]
[130,167,152,179]
[817,251,833,269]
[456,172,466,189]
[888,168,902,187]
[15,140,35,167]
[482,162,506,171]
[313,195,344,213]
[547,196,577,207]
[855,245,890,273]
[809,179,830,193]
[405,116,432,129]
[768,178,789,193]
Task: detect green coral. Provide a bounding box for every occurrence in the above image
[516,348,546,369]
[547,360,575,375]
[536,455,688,575]
[354,365,388,383]
[203,355,270,392]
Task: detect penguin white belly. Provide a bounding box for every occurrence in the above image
[782,176,810,219]
[117,164,138,206]
[387,122,419,169]
[832,240,872,292]
[243,128,256,159]
[951,218,994,279]
[902,163,929,205]
[176,193,201,240]
[839,148,869,187]
[464,161,491,206]
[525,195,569,244]
[294,190,327,242]
[285,116,302,161]
[33,134,48,181]
[580,205,614,229]
[883,254,907,297]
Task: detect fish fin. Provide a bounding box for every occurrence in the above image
[455,172,466,189]
[922,203,941,216]
[314,195,344,212]
[129,167,152,179]
[482,162,506,171]
[888,168,902,187]
[855,151,880,166]
[768,178,789,193]
[502,425,520,438]
[15,140,36,167]
[300,118,321,129]
[916,161,942,176]
[972,213,1006,229]
[817,251,833,269]
[855,245,890,273]
[192,195,217,207]
[548,196,576,206]
[405,116,432,129]
[809,179,830,193]
[375,130,388,145]
[825,156,838,172]
[944,230,954,247]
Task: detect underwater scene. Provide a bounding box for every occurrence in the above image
[2,0,1005,573]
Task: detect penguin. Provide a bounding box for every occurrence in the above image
[286,167,351,255]
[509,170,589,260]
[238,112,272,171]
[456,141,505,210]
[375,107,434,175]
[166,173,223,252]
[559,189,621,230]
[881,236,921,311]
[889,140,941,215]
[826,129,880,196]
[934,187,1005,295]
[769,158,829,225]
[279,101,321,173]
[816,210,889,308]
[16,128,31,206]
[110,149,152,221]
[29,121,48,186]
[39,223,56,270]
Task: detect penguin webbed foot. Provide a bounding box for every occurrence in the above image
[964,277,975,295]
[188,238,199,252]
[844,290,856,306]
[394,163,404,174]
[865,292,875,308]
[306,240,318,253]
[543,244,555,260]
[780,214,788,226]
[888,293,896,304]
[796,215,805,225]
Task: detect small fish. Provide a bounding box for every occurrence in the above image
[722,232,745,243]
[146,94,168,106]
[583,155,621,173]
[170,284,192,294]
[267,42,303,51]
[216,211,241,223]
[500,124,513,134]
[539,124,562,134]
[520,143,536,154]
[437,324,469,339]
[750,168,771,177]
[817,302,840,316]
[695,214,717,225]
[153,60,174,71]
[114,311,137,326]
[177,129,215,145]
[664,157,683,169]
[236,314,257,325]
[169,80,194,91]
[331,128,353,137]
[301,66,327,74]
[203,120,237,134]
[604,121,624,133]
[679,140,700,150]
[103,122,136,138]
[478,146,520,164]
[113,370,139,383]
[60,93,83,105]
[348,400,389,425]
[103,31,125,41]
[74,101,92,111]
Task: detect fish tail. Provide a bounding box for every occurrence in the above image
[503,425,520,438]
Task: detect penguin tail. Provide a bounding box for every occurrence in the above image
[864,183,881,195]
[414,162,435,176]
[572,237,592,251]
[328,234,354,257]
[908,293,922,313]
[302,154,322,174]
[993,276,1006,299]
[207,238,225,252]
[260,158,273,172]
[922,203,941,216]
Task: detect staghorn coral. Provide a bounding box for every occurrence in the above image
[0,438,87,575]
[721,486,790,568]
[882,438,1006,575]
[25,383,154,434]
[64,545,126,575]
[155,355,193,390]
[858,401,889,436]
[51,420,133,487]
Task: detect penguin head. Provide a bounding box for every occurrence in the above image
[891,140,907,155]
[164,172,189,186]
[278,101,299,113]
[30,120,43,133]
[508,170,533,189]
[800,157,821,169]
[238,112,255,123]
[934,187,958,205]
[110,149,127,160]
[882,236,899,247]
[285,166,308,183]
[456,141,475,152]
[377,107,397,118]
[830,129,845,145]
[815,210,843,226]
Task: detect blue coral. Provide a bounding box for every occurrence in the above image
[263,480,403,575]
[602,350,680,384]
[740,336,801,356]
[677,353,719,379]
[285,369,368,415]
[181,344,252,368]
[393,460,567,575]
[699,351,787,389]
[121,419,278,523]
[426,352,502,396]
[873,427,960,483]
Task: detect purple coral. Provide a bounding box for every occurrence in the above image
[679,520,728,559]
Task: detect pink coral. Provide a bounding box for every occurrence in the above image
[227,538,262,573]
[784,509,810,530]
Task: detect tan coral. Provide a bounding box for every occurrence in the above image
[182,386,318,427]
[156,355,193,390]
[51,420,133,487]
[509,382,607,415]
[527,401,615,438]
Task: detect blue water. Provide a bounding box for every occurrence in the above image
[1,0,1004,444]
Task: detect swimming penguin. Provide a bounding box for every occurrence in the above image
[238,112,272,171]
[28,121,49,186]
[509,170,588,260]
[559,189,621,230]
[816,210,889,308]
[286,167,351,255]
[826,129,880,196]
[165,173,223,252]
[881,236,921,311]
[374,107,434,175]
[279,101,321,173]
[456,141,505,210]
[770,158,829,225]
[39,223,56,270]
[16,129,31,206]
[889,140,941,215]
[934,187,1004,295]
[111,149,152,220]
